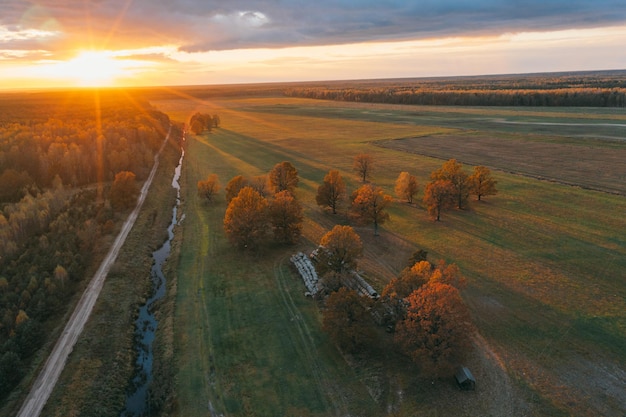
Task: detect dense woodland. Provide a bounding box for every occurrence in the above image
[285,70,626,107]
[0,90,170,399]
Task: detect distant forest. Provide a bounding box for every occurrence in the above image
[285,70,626,107]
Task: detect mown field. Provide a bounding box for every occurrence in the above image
[158,96,626,416]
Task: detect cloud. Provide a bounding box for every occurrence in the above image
[168,0,626,51]
[2,0,626,55]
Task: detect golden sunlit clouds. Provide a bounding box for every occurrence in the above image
[1,24,626,90]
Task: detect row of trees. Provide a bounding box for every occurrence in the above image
[317,224,473,374]
[424,159,497,220]
[315,155,497,227]
[285,71,626,107]
[207,155,497,253]
[287,87,626,107]
[188,112,220,135]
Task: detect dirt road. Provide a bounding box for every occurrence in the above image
[16,127,171,417]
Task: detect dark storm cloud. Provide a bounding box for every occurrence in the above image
[2,0,626,52]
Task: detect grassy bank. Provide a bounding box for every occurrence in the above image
[165,97,625,416]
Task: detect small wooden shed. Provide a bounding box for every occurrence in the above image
[455,366,476,391]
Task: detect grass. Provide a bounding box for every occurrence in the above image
[159,96,626,416]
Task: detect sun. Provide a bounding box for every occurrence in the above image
[61,51,127,87]
[42,51,127,87]
[12,49,149,88]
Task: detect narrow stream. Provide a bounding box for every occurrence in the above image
[120,144,185,417]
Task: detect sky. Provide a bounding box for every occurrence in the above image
[1,0,626,89]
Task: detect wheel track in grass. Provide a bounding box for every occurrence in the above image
[273,257,350,416]
[187,167,224,417]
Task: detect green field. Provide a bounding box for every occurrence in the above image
[161,97,626,416]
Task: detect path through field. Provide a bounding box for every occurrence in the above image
[16,127,171,417]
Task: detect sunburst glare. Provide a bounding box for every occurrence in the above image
[28,50,143,87]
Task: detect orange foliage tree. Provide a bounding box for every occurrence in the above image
[382,260,466,324]
[431,159,470,209]
[109,171,138,211]
[394,282,473,375]
[468,165,498,201]
[353,153,373,182]
[322,287,375,353]
[394,171,419,204]
[269,161,299,193]
[268,190,303,244]
[423,179,456,221]
[223,186,268,249]
[316,169,346,214]
[350,184,393,235]
[383,261,432,302]
[197,173,221,203]
[225,175,248,203]
[189,112,213,135]
[317,225,363,274]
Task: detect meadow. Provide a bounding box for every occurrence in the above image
[157,95,626,416]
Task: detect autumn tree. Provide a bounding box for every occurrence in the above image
[394,282,473,375]
[197,173,221,203]
[249,175,271,198]
[322,287,375,353]
[190,119,202,135]
[350,184,393,235]
[468,165,498,201]
[431,159,470,209]
[382,260,432,320]
[316,225,363,274]
[423,180,456,221]
[225,175,248,203]
[383,261,432,301]
[429,260,467,289]
[53,265,68,290]
[269,161,299,193]
[189,112,213,135]
[395,171,419,203]
[353,153,373,182]
[268,190,303,244]
[223,186,268,249]
[109,170,138,211]
[316,169,346,214]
